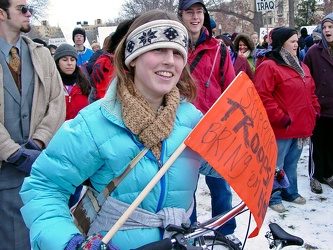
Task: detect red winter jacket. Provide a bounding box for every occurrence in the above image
[91,54,114,100]
[188,29,236,114]
[64,84,89,120]
[254,56,320,139]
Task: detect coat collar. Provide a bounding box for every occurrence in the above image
[316,41,333,67]
[100,78,125,128]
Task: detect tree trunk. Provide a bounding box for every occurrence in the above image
[323,0,333,16]
[289,0,295,27]
[253,11,263,33]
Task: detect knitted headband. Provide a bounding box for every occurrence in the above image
[125,20,188,67]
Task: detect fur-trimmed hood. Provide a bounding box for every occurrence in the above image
[233,33,255,53]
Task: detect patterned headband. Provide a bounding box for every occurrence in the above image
[125,20,188,67]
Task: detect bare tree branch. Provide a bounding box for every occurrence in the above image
[30,0,50,23]
[205,0,263,33]
[119,0,178,19]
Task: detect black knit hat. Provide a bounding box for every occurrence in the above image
[271,27,297,52]
[54,43,78,62]
[178,0,212,39]
[72,27,86,42]
[300,27,308,36]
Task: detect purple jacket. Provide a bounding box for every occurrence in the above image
[304,41,333,118]
[233,55,254,81]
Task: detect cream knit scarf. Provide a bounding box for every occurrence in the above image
[117,81,180,159]
[238,50,251,58]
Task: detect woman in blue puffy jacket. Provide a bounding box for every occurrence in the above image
[19,10,222,250]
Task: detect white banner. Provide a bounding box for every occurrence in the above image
[48,38,67,47]
[256,0,275,12]
[98,26,117,47]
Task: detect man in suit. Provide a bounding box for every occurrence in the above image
[0,0,65,248]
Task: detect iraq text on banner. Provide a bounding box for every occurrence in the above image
[184,72,277,237]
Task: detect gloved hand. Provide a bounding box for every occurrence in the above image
[316,112,320,121]
[65,234,119,250]
[22,139,43,151]
[279,114,291,128]
[7,147,41,174]
[91,56,112,87]
[272,168,290,192]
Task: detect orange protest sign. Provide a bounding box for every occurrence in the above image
[185,72,277,237]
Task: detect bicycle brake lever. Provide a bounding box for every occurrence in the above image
[173,234,202,250]
[166,223,193,234]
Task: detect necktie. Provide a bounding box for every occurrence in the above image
[9,46,21,92]
[10,46,21,73]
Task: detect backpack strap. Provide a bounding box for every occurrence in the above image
[190,41,227,88]
[190,50,205,73]
[219,40,227,88]
[97,147,149,205]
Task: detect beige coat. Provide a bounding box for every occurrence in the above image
[0,36,65,168]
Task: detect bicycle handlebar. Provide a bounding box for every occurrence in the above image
[133,202,304,250]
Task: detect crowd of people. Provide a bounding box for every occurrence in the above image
[1,0,332,249]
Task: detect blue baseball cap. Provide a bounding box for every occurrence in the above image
[178,0,212,38]
[178,0,206,10]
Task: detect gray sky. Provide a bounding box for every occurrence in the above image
[47,0,124,27]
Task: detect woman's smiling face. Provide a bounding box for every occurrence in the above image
[238,40,248,54]
[130,48,185,100]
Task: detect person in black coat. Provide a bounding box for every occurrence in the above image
[298,27,309,51]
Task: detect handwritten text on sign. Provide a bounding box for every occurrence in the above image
[256,0,275,12]
[185,72,277,237]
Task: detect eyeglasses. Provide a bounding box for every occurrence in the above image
[183,9,205,17]
[17,5,33,15]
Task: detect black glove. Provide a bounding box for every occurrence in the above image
[65,234,119,250]
[7,140,42,174]
[316,112,320,121]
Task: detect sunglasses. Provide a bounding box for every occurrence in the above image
[17,5,33,15]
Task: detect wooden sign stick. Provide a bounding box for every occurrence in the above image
[102,142,187,244]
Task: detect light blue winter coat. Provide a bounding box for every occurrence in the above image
[20,80,220,250]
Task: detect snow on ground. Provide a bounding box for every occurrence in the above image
[196,145,332,250]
